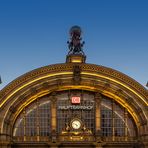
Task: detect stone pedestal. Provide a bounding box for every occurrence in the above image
[66,54,86,63]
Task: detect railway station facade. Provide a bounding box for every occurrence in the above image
[0,26,147,148]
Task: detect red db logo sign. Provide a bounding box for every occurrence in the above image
[71,96,80,104]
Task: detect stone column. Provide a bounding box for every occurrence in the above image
[124,109,128,141]
[50,92,57,143]
[23,108,26,141]
[95,92,102,143]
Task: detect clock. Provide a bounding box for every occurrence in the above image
[71,118,82,130]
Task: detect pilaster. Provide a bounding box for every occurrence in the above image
[95,92,102,142]
[51,92,57,143]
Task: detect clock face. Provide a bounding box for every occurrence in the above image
[71,119,81,130]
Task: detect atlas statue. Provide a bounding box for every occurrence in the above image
[67,26,85,55]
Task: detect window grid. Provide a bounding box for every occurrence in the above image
[101,98,135,137]
[13,91,136,141]
[13,99,51,137]
[57,92,95,133]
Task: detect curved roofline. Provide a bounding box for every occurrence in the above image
[0,62,147,100]
[0,62,147,137]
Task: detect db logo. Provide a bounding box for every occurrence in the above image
[71,96,80,104]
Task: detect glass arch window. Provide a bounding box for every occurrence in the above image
[13,90,137,142]
[13,96,51,139]
[101,96,137,139]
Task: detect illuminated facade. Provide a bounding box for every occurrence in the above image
[0,26,147,148]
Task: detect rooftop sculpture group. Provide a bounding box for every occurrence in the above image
[67,26,85,55]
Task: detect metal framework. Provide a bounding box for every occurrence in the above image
[13,96,51,141]
[13,90,136,143]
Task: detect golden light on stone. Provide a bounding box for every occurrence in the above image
[0,26,147,148]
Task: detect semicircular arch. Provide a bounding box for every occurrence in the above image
[0,63,147,138]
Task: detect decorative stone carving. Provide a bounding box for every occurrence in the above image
[115,89,123,96]
[30,87,37,95]
[73,65,81,85]
[51,129,57,143]
[51,92,57,104]
[9,106,16,113]
[42,82,49,89]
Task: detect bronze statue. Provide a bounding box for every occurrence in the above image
[67,26,85,55]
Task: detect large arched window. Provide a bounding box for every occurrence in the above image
[101,96,137,140]
[13,96,51,141]
[13,90,137,142]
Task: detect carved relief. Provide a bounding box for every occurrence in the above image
[73,65,81,85]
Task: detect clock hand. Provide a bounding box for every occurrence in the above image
[74,123,78,126]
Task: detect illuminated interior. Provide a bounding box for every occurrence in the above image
[13,90,137,142]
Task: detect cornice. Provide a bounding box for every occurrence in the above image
[0,62,147,135]
[0,63,147,102]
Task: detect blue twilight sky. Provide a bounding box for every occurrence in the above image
[0,0,148,89]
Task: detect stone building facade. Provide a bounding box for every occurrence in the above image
[0,27,147,148]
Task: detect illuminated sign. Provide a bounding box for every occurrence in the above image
[58,105,93,110]
[71,96,80,104]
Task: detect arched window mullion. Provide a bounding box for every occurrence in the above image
[23,107,26,141]
[112,100,115,141]
[124,108,128,141]
[36,98,40,141]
